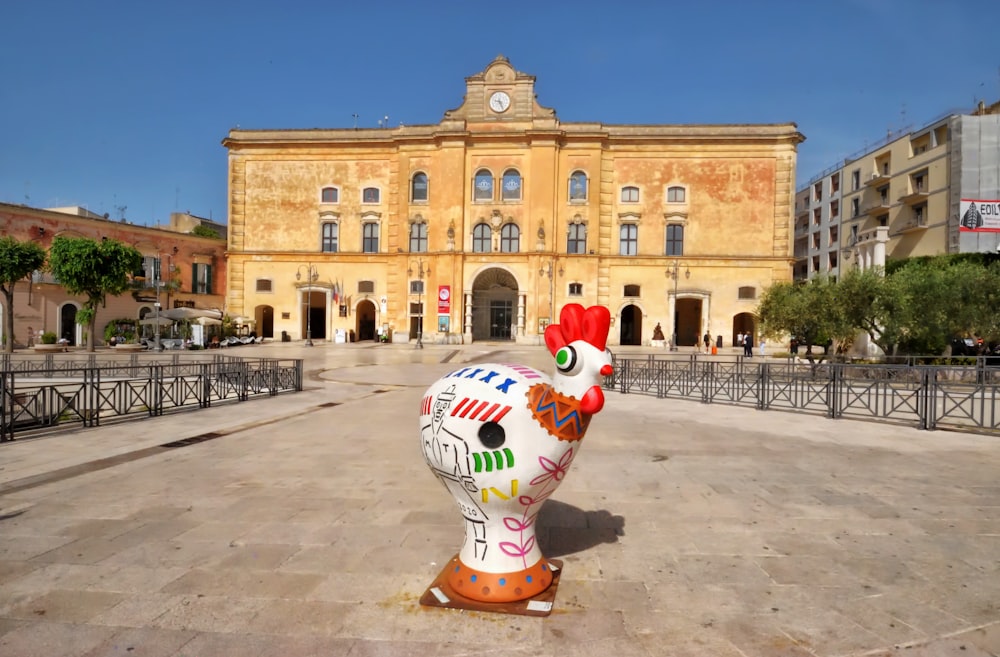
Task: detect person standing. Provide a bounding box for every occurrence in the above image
[702,331,711,354]
[743,331,753,357]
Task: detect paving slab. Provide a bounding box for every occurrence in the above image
[0,341,998,656]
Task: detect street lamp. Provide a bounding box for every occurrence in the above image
[296,263,318,347]
[539,260,564,328]
[666,260,690,352]
[153,278,164,352]
[408,259,430,349]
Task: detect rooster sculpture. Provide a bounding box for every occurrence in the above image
[419,303,613,605]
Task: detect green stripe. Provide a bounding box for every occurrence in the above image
[503,448,514,469]
[493,451,503,470]
[472,453,483,473]
[484,451,493,472]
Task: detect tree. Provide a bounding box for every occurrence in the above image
[756,276,850,360]
[48,236,143,352]
[190,225,223,239]
[0,237,46,352]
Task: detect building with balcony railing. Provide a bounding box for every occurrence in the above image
[796,99,1000,280]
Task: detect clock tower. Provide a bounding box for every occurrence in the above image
[442,54,556,125]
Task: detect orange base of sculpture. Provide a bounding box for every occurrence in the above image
[419,554,563,617]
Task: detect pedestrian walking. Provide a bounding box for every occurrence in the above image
[743,332,753,357]
[703,331,711,354]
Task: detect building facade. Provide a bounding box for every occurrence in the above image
[795,100,1000,280]
[0,203,227,348]
[223,56,803,347]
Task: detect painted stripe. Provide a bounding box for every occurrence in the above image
[492,406,512,423]
[503,448,514,468]
[481,403,500,421]
[472,452,483,473]
[469,401,489,420]
[483,451,493,472]
[459,400,477,418]
[451,398,470,416]
[493,450,504,470]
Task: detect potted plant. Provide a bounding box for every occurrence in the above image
[34,331,64,352]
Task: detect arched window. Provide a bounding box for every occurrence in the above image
[567,223,586,254]
[411,173,428,203]
[501,169,522,202]
[321,186,339,204]
[619,224,638,255]
[362,222,379,253]
[667,186,686,203]
[665,224,684,256]
[362,187,380,204]
[500,223,520,253]
[569,171,588,202]
[474,169,494,202]
[472,223,492,253]
[322,223,339,253]
[621,186,639,203]
[409,222,427,253]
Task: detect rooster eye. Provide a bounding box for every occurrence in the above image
[555,346,581,374]
[479,422,506,449]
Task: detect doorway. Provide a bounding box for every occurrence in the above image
[471,268,518,341]
[674,298,702,347]
[301,290,327,341]
[619,304,642,345]
[255,305,274,339]
[59,303,78,346]
[357,299,377,341]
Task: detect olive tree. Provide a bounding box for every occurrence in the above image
[0,237,47,352]
[48,236,143,352]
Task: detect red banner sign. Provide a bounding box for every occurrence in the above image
[438,285,451,314]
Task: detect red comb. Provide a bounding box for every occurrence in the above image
[544,304,611,355]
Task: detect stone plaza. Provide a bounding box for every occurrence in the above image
[0,342,998,656]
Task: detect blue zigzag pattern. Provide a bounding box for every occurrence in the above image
[533,388,585,434]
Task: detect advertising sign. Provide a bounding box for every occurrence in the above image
[438,285,451,313]
[959,199,1000,232]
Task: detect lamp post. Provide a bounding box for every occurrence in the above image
[540,260,564,328]
[408,259,429,349]
[296,263,318,347]
[153,278,163,352]
[666,260,690,352]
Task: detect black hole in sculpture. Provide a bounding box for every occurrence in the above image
[478,422,506,449]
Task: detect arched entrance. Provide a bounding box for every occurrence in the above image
[472,268,518,341]
[301,290,327,341]
[733,312,756,343]
[356,299,377,341]
[59,303,78,346]
[619,304,642,346]
[675,298,702,347]
[255,305,274,339]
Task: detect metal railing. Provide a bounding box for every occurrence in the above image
[0,353,303,441]
[604,355,1000,434]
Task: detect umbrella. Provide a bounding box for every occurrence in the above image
[231,315,255,325]
[195,317,222,326]
[161,308,223,321]
[139,317,174,327]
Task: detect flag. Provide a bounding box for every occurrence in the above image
[333,280,340,305]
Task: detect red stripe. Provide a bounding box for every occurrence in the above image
[491,406,512,422]
[480,403,500,421]
[451,398,470,416]
[469,401,489,420]
[459,399,478,418]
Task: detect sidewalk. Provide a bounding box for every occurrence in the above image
[0,341,998,656]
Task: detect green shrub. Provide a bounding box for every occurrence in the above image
[41,331,57,344]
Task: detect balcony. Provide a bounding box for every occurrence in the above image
[898,185,929,205]
[864,171,891,187]
[862,198,891,216]
[897,215,928,234]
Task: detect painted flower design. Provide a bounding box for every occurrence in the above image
[530,447,574,486]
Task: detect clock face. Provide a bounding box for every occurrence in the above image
[489,91,511,113]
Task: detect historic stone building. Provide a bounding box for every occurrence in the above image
[0,203,227,348]
[223,56,803,347]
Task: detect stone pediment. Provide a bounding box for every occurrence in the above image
[442,55,556,125]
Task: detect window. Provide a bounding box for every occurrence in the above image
[140,256,160,284]
[410,280,424,294]
[500,223,520,253]
[322,223,339,253]
[362,187,380,204]
[567,223,586,254]
[193,264,212,294]
[621,186,639,203]
[256,279,272,293]
[568,282,583,296]
[665,225,684,256]
[914,204,925,225]
[667,186,685,203]
[738,286,756,300]
[830,200,839,218]
[409,222,427,253]
[851,198,860,217]
[363,223,379,253]
[851,170,860,191]
[358,280,375,294]
[474,169,494,202]
[473,223,491,253]
[411,173,428,202]
[501,169,522,202]
[913,173,925,193]
[321,187,339,204]
[623,284,640,297]
[813,182,822,202]
[569,171,588,202]
[830,174,840,194]
[850,225,859,245]
[829,226,838,244]
[619,224,638,255]
[813,208,821,225]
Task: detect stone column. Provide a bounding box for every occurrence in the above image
[464,291,473,340]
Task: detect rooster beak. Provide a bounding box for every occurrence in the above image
[600,364,613,376]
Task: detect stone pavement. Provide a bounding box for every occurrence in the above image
[0,341,997,656]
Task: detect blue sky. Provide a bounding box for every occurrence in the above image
[2,0,998,226]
